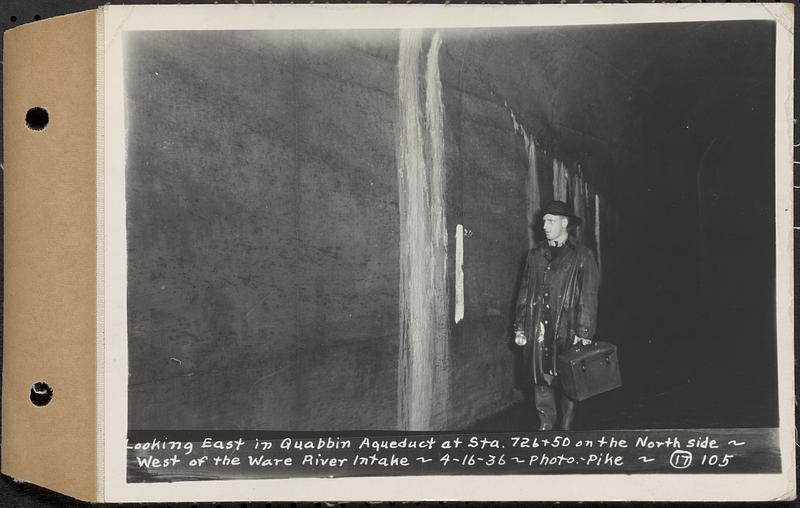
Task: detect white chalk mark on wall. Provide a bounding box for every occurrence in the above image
[455,224,464,323]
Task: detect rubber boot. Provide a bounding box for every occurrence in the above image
[534,385,557,430]
[558,395,577,431]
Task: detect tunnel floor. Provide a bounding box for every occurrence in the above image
[469,375,776,431]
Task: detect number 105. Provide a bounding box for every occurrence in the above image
[700,454,734,467]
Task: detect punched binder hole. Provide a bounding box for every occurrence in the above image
[34,15,41,21]
[10,16,17,23]
[29,381,53,407]
[25,107,49,131]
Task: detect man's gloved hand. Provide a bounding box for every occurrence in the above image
[514,330,527,346]
[574,336,592,346]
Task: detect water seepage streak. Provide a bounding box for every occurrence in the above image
[396,30,449,430]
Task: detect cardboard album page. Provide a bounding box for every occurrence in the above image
[5,3,797,503]
[2,11,98,502]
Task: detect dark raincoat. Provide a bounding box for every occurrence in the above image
[513,240,601,385]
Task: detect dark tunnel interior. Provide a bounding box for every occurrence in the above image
[478,21,778,430]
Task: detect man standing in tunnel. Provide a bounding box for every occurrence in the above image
[513,200,600,430]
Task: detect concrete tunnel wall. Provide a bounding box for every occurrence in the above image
[124,24,776,431]
[125,30,402,429]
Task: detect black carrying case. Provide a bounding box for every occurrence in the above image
[557,341,622,401]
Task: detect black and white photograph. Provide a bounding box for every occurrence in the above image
[97,4,794,501]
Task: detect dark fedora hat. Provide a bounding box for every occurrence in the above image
[541,200,582,226]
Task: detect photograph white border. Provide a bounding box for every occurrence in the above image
[101,3,795,502]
